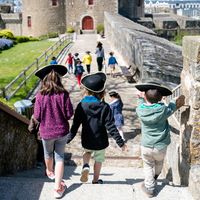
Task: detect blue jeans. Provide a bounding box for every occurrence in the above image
[42,135,67,162]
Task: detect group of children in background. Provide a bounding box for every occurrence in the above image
[30,47,185,198]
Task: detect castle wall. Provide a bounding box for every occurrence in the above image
[22,0,66,37]
[181,36,200,199]
[104,12,182,88]
[0,102,37,175]
[1,13,22,36]
[66,0,118,32]
[118,0,144,20]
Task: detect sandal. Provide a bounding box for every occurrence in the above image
[54,181,67,199]
[92,179,103,184]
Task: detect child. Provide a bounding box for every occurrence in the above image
[135,82,185,198]
[74,60,85,86]
[73,53,80,69]
[109,91,125,141]
[50,56,58,65]
[108,52,118,77]
[68,72,126,184]
[34,64,74,198]
[65,53,73,73]
[82,51,92,74]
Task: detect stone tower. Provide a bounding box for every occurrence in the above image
[118,0,144,20]
[22,0,66,37]
[66,0,144,33]
[21,0,144,37]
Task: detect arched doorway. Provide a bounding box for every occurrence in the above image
[82,16,94,30]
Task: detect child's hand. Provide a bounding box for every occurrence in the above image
[121,144,128,152]
[176,95,185,109]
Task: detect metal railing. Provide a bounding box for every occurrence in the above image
[0,34,73,100]
[165,84,181,126]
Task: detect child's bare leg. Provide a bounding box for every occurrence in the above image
[80,151,91,182]
[45,158,54,173]
[93,161,102,183]
[83,151,92,165]
[54,161,64,189]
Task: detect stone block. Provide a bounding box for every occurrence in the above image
[189,165,200,200]
[182,36,200,62]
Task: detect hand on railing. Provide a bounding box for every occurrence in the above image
[176,95,185,109]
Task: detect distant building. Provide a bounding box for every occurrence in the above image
[145,0,200,18]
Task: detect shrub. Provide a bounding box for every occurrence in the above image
[66,26,75,33]
[15,36,30,43]
[96,24,104,34]
[48,32,59,38]
[0,38,13,50]
[0,29,14,39]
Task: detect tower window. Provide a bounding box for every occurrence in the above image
[52,0,58,6]
[27,16,31,27]
[88,0,94,5]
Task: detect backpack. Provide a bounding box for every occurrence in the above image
[76,66,84,74]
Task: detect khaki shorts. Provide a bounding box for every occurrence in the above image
[84,149,105,163]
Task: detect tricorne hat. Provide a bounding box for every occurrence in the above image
[109,91,118,96]
[134,81,172,96]
[81,72,106,93]
[35,64,67,80]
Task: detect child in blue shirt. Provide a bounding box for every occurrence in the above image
[108,52,118,77]
[135,82,185,197]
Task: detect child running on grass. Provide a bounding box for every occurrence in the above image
[67,72,126,184]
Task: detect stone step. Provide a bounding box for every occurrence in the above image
[0,166,194,200]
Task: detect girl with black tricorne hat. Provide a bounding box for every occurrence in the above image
[34,64,74,198]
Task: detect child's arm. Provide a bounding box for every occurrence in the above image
[104,105,125,148]
[165,95,185,118]
[28,115,40,135]
[65,93,74,120]
[68,103,82,143]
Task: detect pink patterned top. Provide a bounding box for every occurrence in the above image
[34,91,73,139]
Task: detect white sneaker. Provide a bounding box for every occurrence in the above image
[80,165,90,183]
[54,181,66,199]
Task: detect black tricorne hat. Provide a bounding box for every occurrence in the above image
[35,64,67,80]
[81,72,106,93]
[109,91,118,96]
[134,82,172,96]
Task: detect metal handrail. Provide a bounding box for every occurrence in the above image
[165,84,181,126]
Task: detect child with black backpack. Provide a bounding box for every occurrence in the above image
[74,60,85,86]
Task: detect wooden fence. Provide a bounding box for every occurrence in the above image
[0,34,72,100]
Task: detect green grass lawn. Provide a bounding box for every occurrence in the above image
[0,40,55,86]
[0,40,63,107]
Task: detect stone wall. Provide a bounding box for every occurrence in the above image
[181,36,200,199]
[0,102,37,175]
[1,13,22,36]
[66,0,118,33]
[104,12,182,88]
[22,0,66,37]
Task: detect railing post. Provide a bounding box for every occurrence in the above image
[36,58,39,70]
[1,88,6,99]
